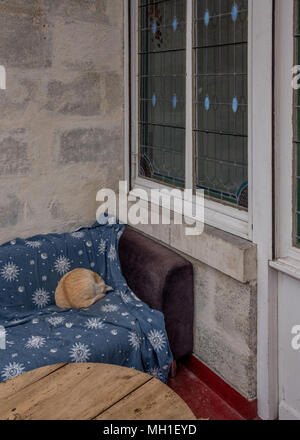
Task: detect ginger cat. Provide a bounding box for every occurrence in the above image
[55,268,113,309]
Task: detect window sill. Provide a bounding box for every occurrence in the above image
[269,257,300,281]
[133,178,250,240]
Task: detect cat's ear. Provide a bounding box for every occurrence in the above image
[105,285,113,292]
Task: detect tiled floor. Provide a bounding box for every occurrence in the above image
[168,363,245,420]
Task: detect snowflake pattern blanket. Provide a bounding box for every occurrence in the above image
[0,222,173,384]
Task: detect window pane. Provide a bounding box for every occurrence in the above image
[194,0,248,208]
[295,0,300,246]
[138,0,186,188]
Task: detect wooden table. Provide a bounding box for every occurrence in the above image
[0,363,196,420]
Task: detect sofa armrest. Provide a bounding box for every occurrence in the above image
[119,228,194,360]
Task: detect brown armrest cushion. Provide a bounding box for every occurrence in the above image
[119,228,194,360]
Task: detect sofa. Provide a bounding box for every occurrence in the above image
[0,223,194,384]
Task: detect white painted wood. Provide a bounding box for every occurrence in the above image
[134,179,249,238]
[274,0,300,421]
[270,257,300,281]
[131,0,139,187]
[279,401,300,421]
[252,0,278,420]
[278,272,300,420]
[185,0,193,191]
[247,0,254,241]
[124,0,130,183]
[275,0,295,260]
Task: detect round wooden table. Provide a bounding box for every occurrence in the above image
[0,363,196,420]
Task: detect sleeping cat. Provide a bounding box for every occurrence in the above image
[55,268,113,309]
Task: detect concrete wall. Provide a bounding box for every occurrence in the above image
[0,0,124,244]
[191,256,257,400]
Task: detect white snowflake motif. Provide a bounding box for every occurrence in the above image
[1,262,19,282]
[54,256,71,275]
[111,329,118,336]
[147,367,163,380]
[32,288,50,309]
[25,240,42,249]
[71,231,85,239]
[69,342,91,363]
[148,329,166,352]
[101,304,119,313]
[108,245,116,261]
[98,239,107,255]
[85,318,105,330]
[47,316,65,327]
[128,331,141,350]
[1,362,25,381]
[120,292,132,304]
[25,336,46,349]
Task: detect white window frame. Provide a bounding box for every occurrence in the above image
[272,0,300,268]
[128,0,253,240]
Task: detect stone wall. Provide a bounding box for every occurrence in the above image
[0,0,124,243]
[191,256,257,400]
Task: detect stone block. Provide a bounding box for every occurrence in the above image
[194,323,257,400]
[0,129,30,176]
[45,0,111,25]
[46,72,101,116]
[58,127,121,165]
[53,20,122,72]
[0,14,52,68]
[189,257,257,400]
[0,74,37,119]
[0,193,23,228]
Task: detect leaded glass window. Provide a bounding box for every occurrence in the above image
[138,0,186,188]
[294,0,300,246]
[194,0,248,208]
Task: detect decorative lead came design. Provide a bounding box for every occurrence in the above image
[194,0,248,208]
[138,0,186,188]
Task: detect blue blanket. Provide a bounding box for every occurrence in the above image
[0,222,173,383]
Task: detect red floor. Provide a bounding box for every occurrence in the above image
[168,363,245,420]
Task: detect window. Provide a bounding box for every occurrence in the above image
[295,0,300,246]
[131,0,251,237]
[194,1,248,208]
